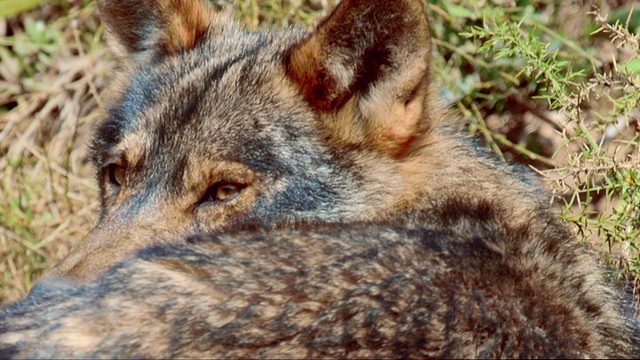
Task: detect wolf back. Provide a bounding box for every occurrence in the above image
[2,199,638,358]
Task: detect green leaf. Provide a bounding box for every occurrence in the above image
[446,4,475,20]
[624,59,640,74]
[0,0,46,18]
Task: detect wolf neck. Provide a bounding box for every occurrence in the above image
[352,125,549,228]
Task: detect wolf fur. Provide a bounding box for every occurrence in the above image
[0,0,638,357]
[1,201,638,358]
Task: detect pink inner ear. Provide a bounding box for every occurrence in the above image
[161,0,212,54]
[386,102,420,139]
[180,27,192,47]
[183,0,205,47]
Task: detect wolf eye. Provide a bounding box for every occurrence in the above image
[107,164,125,187]
[200,181,246,204]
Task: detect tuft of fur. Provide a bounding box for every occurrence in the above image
[0,0,638,358]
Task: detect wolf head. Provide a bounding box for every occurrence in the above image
[43,0,543,281]
[43,0,447,280]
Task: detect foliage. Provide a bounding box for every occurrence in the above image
[428,0,640,294]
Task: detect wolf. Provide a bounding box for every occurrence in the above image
[0,0,638,357]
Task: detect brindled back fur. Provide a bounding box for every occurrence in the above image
[0,0,638,357]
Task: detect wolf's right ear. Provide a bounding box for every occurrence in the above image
[98,0,224,63]
[285,0,432,157]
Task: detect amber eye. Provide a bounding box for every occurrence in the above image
[200,181,245,205]
[107,164,125,187]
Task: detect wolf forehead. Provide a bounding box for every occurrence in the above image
[90,25,321,171]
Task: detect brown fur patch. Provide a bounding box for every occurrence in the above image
[160,0,212,55]
[97,0,218,60]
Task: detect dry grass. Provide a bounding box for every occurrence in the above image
[1,0,104,304]
[0,0,638,305]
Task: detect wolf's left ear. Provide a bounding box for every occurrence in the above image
[286,0,432,157]
[98,0,222,63]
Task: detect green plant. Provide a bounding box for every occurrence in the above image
[429,0,640,296]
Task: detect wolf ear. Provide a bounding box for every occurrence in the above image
[98,0,220,62]
[286,0,432,157]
